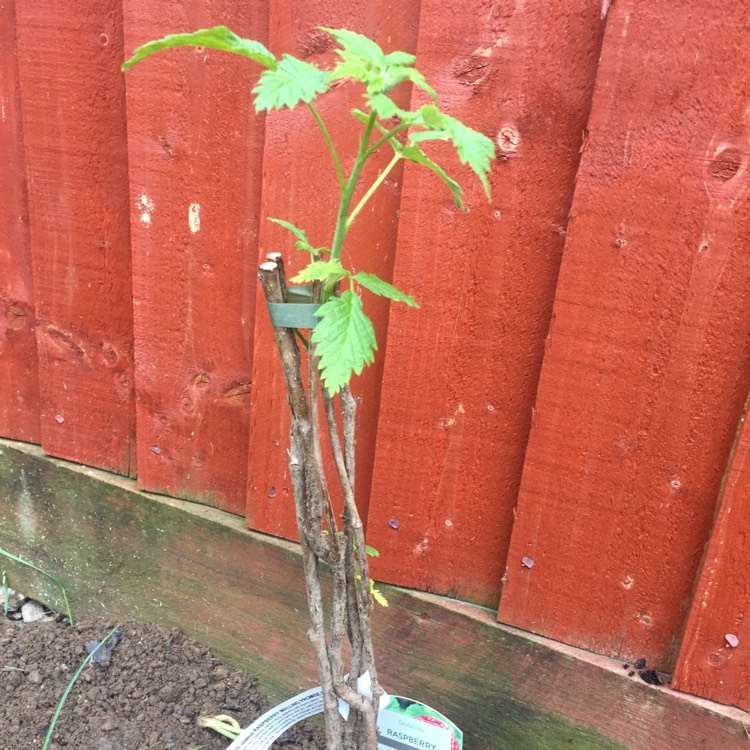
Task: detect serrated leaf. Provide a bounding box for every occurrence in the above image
[122,26,276,71]
[252,55,331,111]
[418,103,445,129]
[384,50,416,66]
[401,145,465,210]
[267,218,314,253]
[324,27,431,108]
[367,93,405,120]
[291,260,349,285]
[354,272,418,307]
[312,291,377,395]
[417,105,495,198]
[442,114,495,197]
[401,68,438,101]
[322,27,386,67]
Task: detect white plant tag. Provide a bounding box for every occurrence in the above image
[225,684,462,750]
[226,687,323,750]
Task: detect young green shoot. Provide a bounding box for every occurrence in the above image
[0,547,74,625]
[198,714,242,740]
[41,625,120,750]
[122,25,494,396]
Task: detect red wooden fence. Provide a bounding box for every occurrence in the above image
[2,0,750,712]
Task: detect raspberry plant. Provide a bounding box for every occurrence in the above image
[123,26,494,750]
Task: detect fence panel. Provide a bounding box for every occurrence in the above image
[122,1,265,513]
[15,0,135,474]
[245,0,421,537]
[0,0,39,443]
[498,0,750,667]
[365,0,606,607]
[672,398,750,708]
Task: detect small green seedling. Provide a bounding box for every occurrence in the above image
[0,547,74,625]
[123,25,494,750]
[42,625,120,750]
[198,714,242,740]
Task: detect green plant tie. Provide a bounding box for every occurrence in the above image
[267,286,321,329]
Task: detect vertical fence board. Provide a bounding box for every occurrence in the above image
[498,0,750,667]
[245,2,421,537]
[672,399,750,708]
[122,2,266,513]
[0,0,39,443]
[365,0,606,606]
[15,0,134,474]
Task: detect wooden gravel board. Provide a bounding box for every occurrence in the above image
[1,440,748,749]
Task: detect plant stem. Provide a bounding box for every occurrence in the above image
[365,122,410,158]
[346,151,402,230]
[308,102,345,191]
[330,111,377,263]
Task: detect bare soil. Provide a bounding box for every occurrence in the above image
[0,616,325,749]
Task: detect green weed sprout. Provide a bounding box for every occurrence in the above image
[0,547,74,625]
[199,714,242,740]
[41,625,120,750]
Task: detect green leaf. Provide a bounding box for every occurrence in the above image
[367,93,406,120]
[354,272,418,307]
[323,28,386,67]
[324,27,433,105]
[253,55,331,111]
[384,50,417,66]
[400,67,438,102]
[291,260,349,285]
[312,291,377,395]
[122,26,276,72]
[408,130,450,143]
[401,144,465,210]
[267,217,314,253]
[267,218,330,255]
[417,105,495,198]
[365,545,380,557]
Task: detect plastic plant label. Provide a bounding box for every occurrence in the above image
[377,696,462,750]
[225,686,462,750]
[226,687,323,750]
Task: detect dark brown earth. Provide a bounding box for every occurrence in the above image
[0,616,325,749]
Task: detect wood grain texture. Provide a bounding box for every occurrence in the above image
[499,0,750,668]
[15,0,134,474]
[0,0,40,443]
[122,1,266,512]
[672,398,750,708]
[4,439,750,750]
[366,0,606,606]
[246,2,420,536]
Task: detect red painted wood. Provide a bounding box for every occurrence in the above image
[0,0,40,444]
[122,2,266,513]
[15,0,134,473]
[672,399,750,708]
[366,0,606,606]
[499,0,750,667]
[246,2,420,536]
